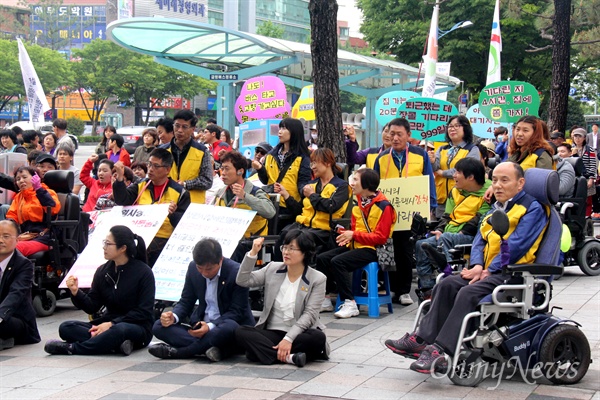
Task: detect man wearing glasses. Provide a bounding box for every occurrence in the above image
[164,110,213,204]
[112,148,191,267]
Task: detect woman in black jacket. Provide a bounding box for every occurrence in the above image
[44,225,155,356]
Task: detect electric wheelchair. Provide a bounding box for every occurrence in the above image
[412,168,592,386]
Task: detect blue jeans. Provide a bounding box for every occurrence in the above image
[415,232,474,290]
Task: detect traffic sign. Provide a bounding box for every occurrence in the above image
[459,93,468,105]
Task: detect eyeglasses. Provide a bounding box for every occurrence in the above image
[0,234,15,241]
[255,149,266,155]
[102,240,117,248]
[448,124,462,130]
[174,123,192,130]
[146,162,168,169]
[280,245,301,253]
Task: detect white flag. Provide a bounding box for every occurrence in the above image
[17,38,50,126]
[486,0,502,85]
[421,4,439,98]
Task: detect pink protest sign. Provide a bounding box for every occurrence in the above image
[234,76,291,123]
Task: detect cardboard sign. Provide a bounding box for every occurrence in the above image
[291,85,315,121]
[378,175,431,231]
[396,97,458,141]
[60,204,170,289]
[234,76,290,123]
[375,90,419,126]
[479,81,540,123]
[466,104,512,139]
[153,204,256,301]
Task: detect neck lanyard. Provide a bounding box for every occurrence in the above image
[134,180,168,205]
[385,147,409,179]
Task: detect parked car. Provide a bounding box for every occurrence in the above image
[117,126,147,154]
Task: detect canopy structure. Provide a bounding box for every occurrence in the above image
[107,18,461,146]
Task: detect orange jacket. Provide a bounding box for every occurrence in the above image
[7,184,61,226]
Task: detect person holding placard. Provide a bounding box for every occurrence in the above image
[373,117,437,306]
[112,148,191,267]
[44,225,155,356]
[149,238,254,361]
[432,116,481,219]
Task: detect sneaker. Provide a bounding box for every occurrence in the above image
[291,352,307,368]
[320,297,334,312]
[119,340,133,356]
[385,332,427,359]
[410,344,448,374]
[399,293,414,305]
[44,340,73,355]
[0,337,14,351]
[421,242,448,272]
[334,299,359,318]
[205,346,222,362]
[148,343,179,359]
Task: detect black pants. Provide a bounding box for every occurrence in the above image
[147,237,168,268]
[59,320,148,355]
[390,230,415,296]
[416,273,506,355]
[273,222,332,262]
[316,246,377,301]
[235,325,326,365]
[0,316,26,340]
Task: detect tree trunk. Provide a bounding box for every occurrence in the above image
[547,0,571,133]
[308,0,345,162]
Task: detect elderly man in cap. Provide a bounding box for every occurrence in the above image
[550,131,566,147]
[34,154,57,181]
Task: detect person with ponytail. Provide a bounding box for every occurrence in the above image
[44,225,155,356]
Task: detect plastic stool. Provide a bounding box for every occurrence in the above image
[336,261,393,318]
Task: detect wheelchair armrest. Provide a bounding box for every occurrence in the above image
[448,244,472,258]
[51,220,80,228]
[506,263,563,276]
[425,221,439,231]
[258,235,280,246]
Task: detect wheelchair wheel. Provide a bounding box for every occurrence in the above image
[576,241,600,276]
[33,290,56,317]
[539,324,591,384]
[448,352,487,387]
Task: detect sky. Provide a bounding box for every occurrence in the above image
[337,0,364,38]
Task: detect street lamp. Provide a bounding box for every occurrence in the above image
[438,21,473,39]
[51,90,66,120]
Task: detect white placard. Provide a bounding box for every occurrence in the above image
[61,204,170,288]
[153,204,256,301]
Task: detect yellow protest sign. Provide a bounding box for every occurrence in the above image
[378,175,431,231]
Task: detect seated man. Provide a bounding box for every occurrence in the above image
[112,148,190,267]
[385,162,548,374]
[0,220,41,350]
[149,238,254,360]
[212,151,276,262]
[35,153,57,180]
[415,158,491,299]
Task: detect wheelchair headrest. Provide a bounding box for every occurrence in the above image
[523,168,559,206]
[564,157,584,177]
[43,170,74,193]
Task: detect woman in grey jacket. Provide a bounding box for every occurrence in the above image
[235,230,328,367]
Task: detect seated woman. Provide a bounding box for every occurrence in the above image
[316,168,396,318]
[6,166,60,256]
[80,154,114,212]
[275,148,351,261]
[44,225,155,356]
[236,231,329,367]
[507,115,555,170]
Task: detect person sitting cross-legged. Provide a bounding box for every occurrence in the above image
[149,238,255,360]
[384,162,548,374]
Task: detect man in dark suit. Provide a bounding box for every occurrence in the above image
[148,238,254,360]
[0,220,41,349]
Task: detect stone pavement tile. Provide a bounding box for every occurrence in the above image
[102,370,162,382]
[464,387,529,399]
[43,378,136,399]
[217,388,283,400]
[278,394,339,400]
[342,386,404,400]
[215,365,293,379]
[192,375,256,388]
[375,367,429,384]
[1,387,60,399]
[327,363,384,377]
[0,354,93,368]
[168,362,231,375]
[328,351,372,364]
[360,375,420,392]
[167,385,232,399]
[239,377,302,392]
[146,372,207,385]
[291,381,350,398]
[473,376,537,393]
[281,369,322,381]
[116,382,184,396]
[533,385,597,399]
[0,366,70,387]
[326,322,371,331]
[363,351,414,369]
[0,356,14,363]
[324,328,354,340]
[125,362,188,373]
[527,395,586,400]
[0,364,27,376]
[101,394,159,400]
[21,375,87,391]
[300,361,337,372]
[409,380,475,398]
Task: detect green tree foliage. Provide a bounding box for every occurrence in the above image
[66,116,84,135]
[19,0,73,50]
[256,21,285,39]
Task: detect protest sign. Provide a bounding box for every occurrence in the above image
[479,81,540,123]
[60,204,169,288]
[234,76,290,123]
[153,204,256,301]
[375,90,419,126]
[466,104,512,139]
[396,97,458,141]
[291,85,315,121]
[378,175,430,231]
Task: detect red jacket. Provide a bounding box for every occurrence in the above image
[80,159,113,212]
[106,149,131,167]
[209,139,231,162]
[351,191,397,249]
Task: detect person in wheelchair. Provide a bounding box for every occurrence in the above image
[415,158,491,300]
[6,166,61,256]
[211,151,276,262]
[385,162,549,374]
[315,168,396,318]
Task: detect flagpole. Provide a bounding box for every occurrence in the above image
[486,0,502,86]
[17,38,51,128]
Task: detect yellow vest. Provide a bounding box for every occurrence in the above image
[435,145,473,204]
[135,180,186,239]
[214,186,268,238]
[516,148,556,171]
[264,154,305,207]
[447,186,488,229]
[351,199,396,250]
[376,147,425,179]
[365,148,382,169]
[295,177,351,230]
[168,141,207,204]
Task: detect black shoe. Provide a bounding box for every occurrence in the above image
[421,243,448,272]
[148,343,179,359]
[205,346,222,362]
[415,288,432,304]
[119,340,133,356]
[0,337,14,351]
[44,340,73,355]
[292,352,306,368]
